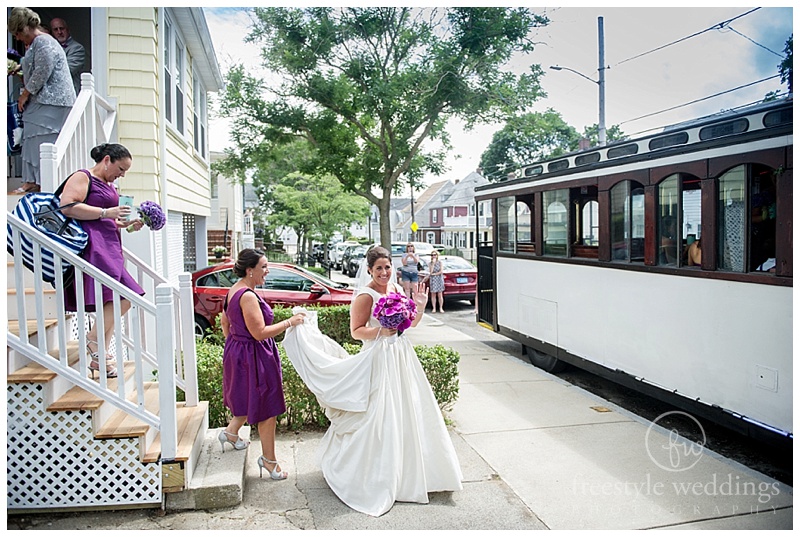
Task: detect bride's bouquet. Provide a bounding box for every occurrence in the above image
[373,292,417,335]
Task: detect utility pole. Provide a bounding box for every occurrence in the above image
[598,16,607,147]
[549,16,607,147]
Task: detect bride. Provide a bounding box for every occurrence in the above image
[282,245,463,517]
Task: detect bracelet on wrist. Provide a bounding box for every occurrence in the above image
[100,208,107,219]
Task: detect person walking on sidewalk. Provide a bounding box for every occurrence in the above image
[283,246,463,516]
[217,248,306,480]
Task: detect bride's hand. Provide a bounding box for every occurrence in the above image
[412,282,428,309]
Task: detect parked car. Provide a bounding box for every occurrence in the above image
[329,241,359,270]
[340,244,363,274]
[192,261,353,337]
[344,244,369,277]
[397,254,476,306]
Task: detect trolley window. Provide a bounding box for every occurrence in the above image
[543,189,568,257]
[497,196,515,252]
[497,195,534,254]
[657,174,702,267]
[718,164,777,273]
[610,181,645,262]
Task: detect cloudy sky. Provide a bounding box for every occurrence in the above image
[204,5,792,185]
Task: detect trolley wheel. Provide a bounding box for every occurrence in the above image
[195,315,211,339]
[525,345,567,373]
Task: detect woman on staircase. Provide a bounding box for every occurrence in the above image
[217,248,306,480]
[60,143,144,378]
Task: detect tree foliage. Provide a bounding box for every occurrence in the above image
[217,7,549,246]
[779,35,792,94]
[479,110,625,181]
[272,171,370,254]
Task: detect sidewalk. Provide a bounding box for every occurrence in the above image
[8,315,793,531]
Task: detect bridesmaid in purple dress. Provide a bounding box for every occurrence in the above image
[218,248,306,480]
[60,143,145,378]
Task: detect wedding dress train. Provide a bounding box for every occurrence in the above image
[282,289,463,517]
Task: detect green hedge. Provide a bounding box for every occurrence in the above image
[196,305,459,429]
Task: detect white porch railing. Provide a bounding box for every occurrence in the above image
[7,213,196,460]
[39,73,117,193]
[7,70,198,461]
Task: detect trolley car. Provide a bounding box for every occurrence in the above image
[474,97,792,444]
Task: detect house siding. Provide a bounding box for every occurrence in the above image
[107,8,160,198]
[107,7,211,218]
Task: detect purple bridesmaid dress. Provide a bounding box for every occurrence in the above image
[64,169,144,312]
[222,288,286,424]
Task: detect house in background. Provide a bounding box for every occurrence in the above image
[419,171,493,261]
[7,6,223,278]
[409,180,454,245]
[208,151,245,262]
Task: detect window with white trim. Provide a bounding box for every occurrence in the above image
[193,71,208,158]
[163,14,186,135]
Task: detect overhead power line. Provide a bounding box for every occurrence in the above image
[618,74,780,126]
[727,26,784,57]
[615,7,761,67]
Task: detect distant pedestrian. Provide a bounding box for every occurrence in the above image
[428,251,445,312]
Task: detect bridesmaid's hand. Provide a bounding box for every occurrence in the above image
[120,218,143,231]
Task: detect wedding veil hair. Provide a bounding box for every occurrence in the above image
[352,245,397,300]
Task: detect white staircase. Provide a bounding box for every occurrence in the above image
[6,75,213,512]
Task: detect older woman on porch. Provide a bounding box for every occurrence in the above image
[8,7,76,194]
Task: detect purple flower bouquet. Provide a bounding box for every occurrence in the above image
[127,200,166,232]
[373,291,417,335]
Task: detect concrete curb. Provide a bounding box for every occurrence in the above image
[165,426,250,511]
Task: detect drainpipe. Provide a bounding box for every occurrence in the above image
[158,7,170,280]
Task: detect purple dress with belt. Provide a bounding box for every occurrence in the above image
[223,288,286,424]
[64,169,145,312]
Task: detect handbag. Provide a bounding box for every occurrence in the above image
[7,102,23,155]
[7,177,90,286]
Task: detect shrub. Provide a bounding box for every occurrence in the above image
[194,305,459,430]
[194,337,231,429]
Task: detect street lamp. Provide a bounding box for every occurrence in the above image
[549,16,606,146]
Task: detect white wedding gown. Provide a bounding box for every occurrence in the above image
[282,286,463,517]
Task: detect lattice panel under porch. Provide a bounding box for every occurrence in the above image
[7,382,161,509]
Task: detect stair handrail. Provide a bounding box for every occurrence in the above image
[7,211,182,459]
[39,73,116,193]
[122,246,199,406]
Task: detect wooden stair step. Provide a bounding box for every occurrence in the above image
[7,318,58,337]
[94,381,161,439]
[7,288,57,295]
[144,401,209,463]
[7,340,80,383]
[45,361,137,412]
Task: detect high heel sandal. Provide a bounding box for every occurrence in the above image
[87,343,117,378]
[218,430,249,452]
[257,456,288,480]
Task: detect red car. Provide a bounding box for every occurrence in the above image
[397,254,477,306]
[192,261,353,337]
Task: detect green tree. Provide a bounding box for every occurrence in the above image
[479,110,625,181]
[272,172,370,261]
[218,7,549,247]
[479,109,578,180]
[779,35,792,94]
